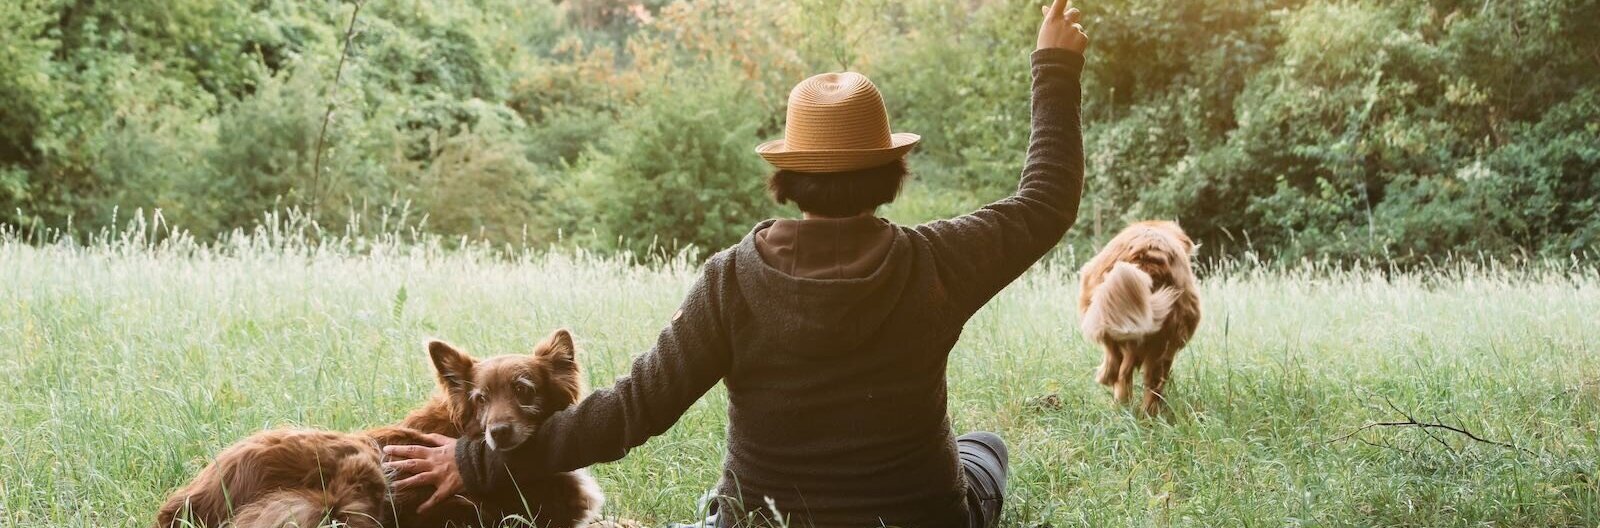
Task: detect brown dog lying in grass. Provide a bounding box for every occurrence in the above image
[156,330,602,528]
[1078,221,1202,416]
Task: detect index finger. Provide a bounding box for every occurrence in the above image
[1048,0,1070,19]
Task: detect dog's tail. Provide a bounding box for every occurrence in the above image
[155,485,236,528]
[1081,262,1180,343]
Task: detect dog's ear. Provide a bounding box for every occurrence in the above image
[1161,220,1196,256]
[535,328,577,364]
[427,340,476,394]
[535,329,584,406]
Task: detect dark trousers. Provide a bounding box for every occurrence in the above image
[697,433,1010,528]
[958,432,1009,528]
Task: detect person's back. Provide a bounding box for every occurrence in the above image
[718,215,981,525]
[386,3,1092,526]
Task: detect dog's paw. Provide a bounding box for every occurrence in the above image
[1094,366,1115,386]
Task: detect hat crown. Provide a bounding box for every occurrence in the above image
[783,72,893,151]
[755,71,918,172]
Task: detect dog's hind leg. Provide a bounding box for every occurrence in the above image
[231,489,382,528]
[1096,344,1120,386]
[1113,345,1137,404]
[230,490,331,528]
[1141,357,1172,416]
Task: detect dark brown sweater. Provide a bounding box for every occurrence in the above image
[457,49,1085,527]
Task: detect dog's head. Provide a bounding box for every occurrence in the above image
[425,329,583,451]
[1133,220,1196,258]
[1108,221,1198,287]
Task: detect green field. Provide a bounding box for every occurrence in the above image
[1,226,1597,527]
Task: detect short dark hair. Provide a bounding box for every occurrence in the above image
[766,160,910,217]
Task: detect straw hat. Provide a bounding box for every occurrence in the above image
[756,72,920,173]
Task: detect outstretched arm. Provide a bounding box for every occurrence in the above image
[385,254,736,508]
[913,0,1090,312]
[457,254,736,492]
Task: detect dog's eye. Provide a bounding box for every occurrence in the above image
[470,392,487,406]
[514,379,537,404]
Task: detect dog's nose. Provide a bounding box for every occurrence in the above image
[488,424,515,446]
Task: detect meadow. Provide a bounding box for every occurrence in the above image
[0,222,1597,527]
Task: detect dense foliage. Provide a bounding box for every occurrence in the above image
[2,0,1595,261]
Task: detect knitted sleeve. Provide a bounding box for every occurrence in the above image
[911,48,1086,314]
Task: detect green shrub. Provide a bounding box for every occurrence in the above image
[0,0,58,229]
[393,105,552,246]
[556,69,779,256]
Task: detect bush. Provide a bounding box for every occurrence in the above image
[395,106,553,246]
[0,0,59,229]
[556,69,779,256]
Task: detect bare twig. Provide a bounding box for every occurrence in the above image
[310,0,365,217]
[1359,436,1413,456]
[1328,394,1535,456]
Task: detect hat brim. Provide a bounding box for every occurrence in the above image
[756,133,920,172]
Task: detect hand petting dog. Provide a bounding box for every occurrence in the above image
[384,433,465,514]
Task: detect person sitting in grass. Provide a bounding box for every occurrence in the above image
[384,2,1090,526]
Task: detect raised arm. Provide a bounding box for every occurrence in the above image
[455,253,737,492]
[913,0,1089,312]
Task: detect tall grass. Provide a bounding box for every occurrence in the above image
[0,216,1596,527]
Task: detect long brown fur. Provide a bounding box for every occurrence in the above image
[1078,221,1202,416]
[156,329,603,528]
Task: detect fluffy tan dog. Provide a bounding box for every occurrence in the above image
[1078,221,1201,415]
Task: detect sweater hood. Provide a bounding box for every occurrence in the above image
[733,217,913,355]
